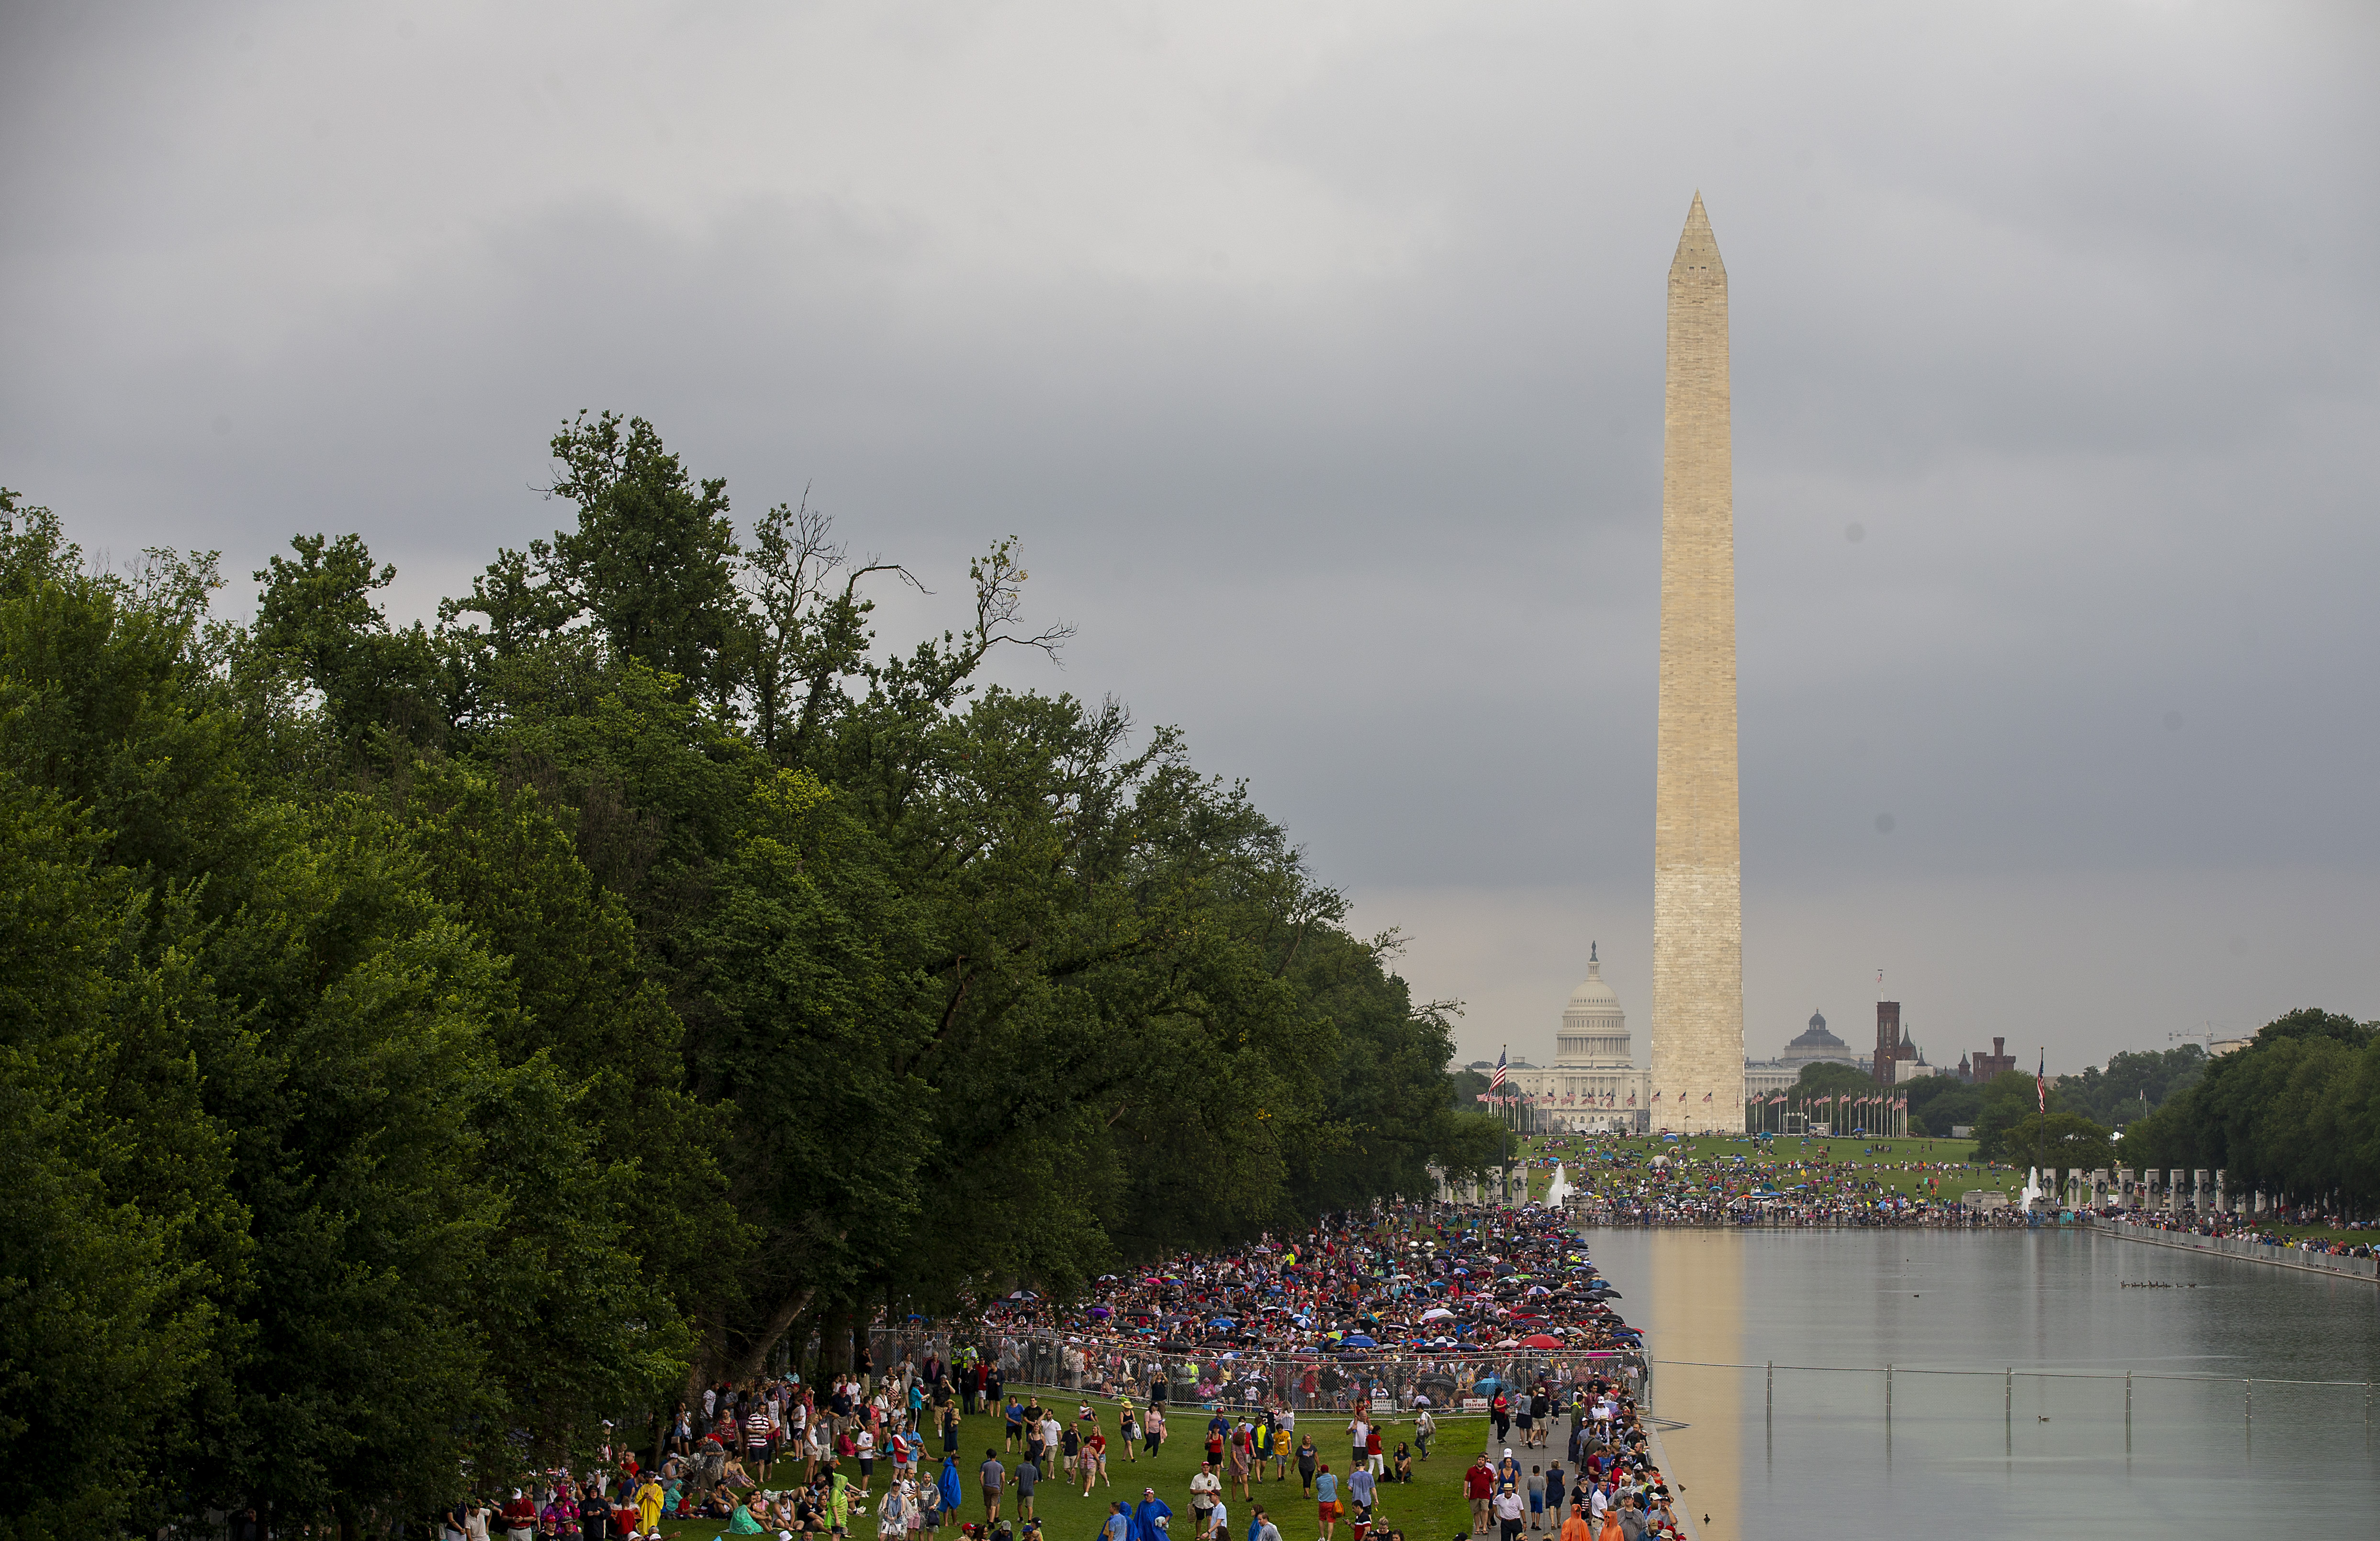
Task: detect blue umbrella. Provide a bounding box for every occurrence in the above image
[1211,1318,1235,1329]
[1342,1334,1377,1348]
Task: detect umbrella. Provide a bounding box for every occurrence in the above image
[1089,1307,1112,1319]
[1420,1307,1454,1321]
[1211,1318,1236,1329]
[1520,1334,1563,1350]
[1342,1334,1377,1348]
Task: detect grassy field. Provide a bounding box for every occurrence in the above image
[652,1400,1496,1541]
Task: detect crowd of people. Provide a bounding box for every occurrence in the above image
[1527,1136,2035,1228]
[398,1204,1692,1541]
[2114,1208,2379,1260]
[960,1204,1647,1411]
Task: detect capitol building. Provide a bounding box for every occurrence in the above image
[1493,945,1651,1131]
[1477,950,1879,1130]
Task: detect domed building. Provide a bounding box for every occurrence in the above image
[1782,1010,1861,1069]
[1509,945,1651,1131]
[1744,1008,1872,1097]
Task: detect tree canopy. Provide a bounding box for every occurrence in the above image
[2123,1009,2380,1210]
[0,427,1500,1535]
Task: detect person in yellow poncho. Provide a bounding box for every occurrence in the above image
[831,1461,854,1530]
[635,1473,665,1535]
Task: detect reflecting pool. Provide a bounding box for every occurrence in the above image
[1589,1226,2380,1538]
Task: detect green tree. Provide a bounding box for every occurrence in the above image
[0,775,235,1540]
[1969,1070,2050,1160]
[1906,1074,1980,1137]
[1997,1111,2114,1182]
[445,412,748,705]
[2056,1044,2207,1128]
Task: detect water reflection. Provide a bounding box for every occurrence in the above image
[1595,1227,2380,1536]
[1647,1232,1738,1540]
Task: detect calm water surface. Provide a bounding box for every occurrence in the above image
[1587,1226,2380,1538]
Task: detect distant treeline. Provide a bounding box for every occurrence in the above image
[2122,1009,2380,1212]
[0,416,1500,1537]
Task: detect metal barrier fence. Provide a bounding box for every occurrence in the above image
[865,1327,1649,1415]
[1641,1357,2380,1440]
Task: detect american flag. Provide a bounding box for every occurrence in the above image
[1491,1047,1508,1095]
[2036,1049,2047,1113]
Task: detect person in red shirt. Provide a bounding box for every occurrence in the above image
[1465,1457,1497,1534]
[501,1490,537,1541]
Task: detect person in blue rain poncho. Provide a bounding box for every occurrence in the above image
[1132,1486,1174,1541]
[938,1452,964,1527]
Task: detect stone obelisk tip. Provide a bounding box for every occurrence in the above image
[1671,192,1723,272]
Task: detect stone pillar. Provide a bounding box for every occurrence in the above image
[2192,1170,2210,1212]
[2214,1169,2227,1213]
[2167,1169,2183,1213]
[2116,1167,2134,1208]
[2092,1169,2110,1207]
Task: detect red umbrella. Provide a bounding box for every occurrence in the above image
[1519,1333,1564,1350]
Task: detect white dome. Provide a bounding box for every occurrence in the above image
[1567,951,1621,1011]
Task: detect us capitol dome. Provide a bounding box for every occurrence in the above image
[1504,944,1651,1130]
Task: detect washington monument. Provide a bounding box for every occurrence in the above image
[1649,192,1744,1133]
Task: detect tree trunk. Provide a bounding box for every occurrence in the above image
[728,1285,819,1384]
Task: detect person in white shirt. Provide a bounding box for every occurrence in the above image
[1188,1463,1222,1535]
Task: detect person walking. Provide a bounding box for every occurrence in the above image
[1015,1453,1041,1522]
[1492,1484,1525,1541]
[1296,1435,1318,1496]
[1314,1465,1340,1541]
[979,1448,1006,1524]
[1463,1456,1495,1534]
[1132,1487,1174,1541]
[1189,1461,1221,1537]
[1414,1408,1435,1461]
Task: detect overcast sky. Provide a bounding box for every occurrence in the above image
[6,1,2375,1075]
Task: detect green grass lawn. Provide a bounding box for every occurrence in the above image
[654,1401,1494,1541]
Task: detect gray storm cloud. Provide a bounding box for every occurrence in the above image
[3,0,2373,1070]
